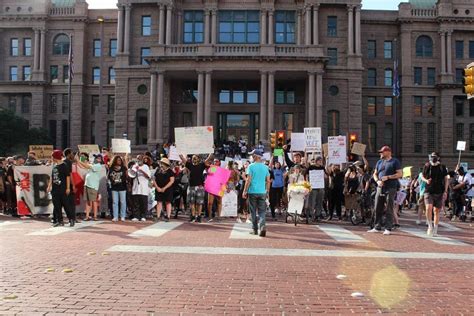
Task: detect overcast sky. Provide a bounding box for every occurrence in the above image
[86,0,402,10]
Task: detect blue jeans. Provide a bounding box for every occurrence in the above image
[248,194,267,232]
[112,190,127,219]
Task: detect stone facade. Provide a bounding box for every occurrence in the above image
[0,0,473,167]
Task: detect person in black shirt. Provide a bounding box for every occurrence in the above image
[154,158,175,222]
[328,164,344,220]
[47,150,73,227]
[63,148,77,224]
[108,155,128,221]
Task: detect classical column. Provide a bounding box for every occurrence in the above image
[155,72,164,141]
[116,5,124,53]
[166,5,173,45]
[197,72,205,126]
[159,5,165,45]
[440,31,446,74]
[267,72,275,133]
[204,9,211,44]
[148,72,157,143]
[39,28,46,73]
[446,30,452,74]
[355,5,361,55]
[296,9,302,45]
[33,28,40,71]
[260,10,267,45]
[211,9,217,44]
[204,71,212,126]
[312,5,319,45]
[316,72,323,128]
[177,11,183,44]
[124,4,131,54]
[259,72,268,139]
[305,5,311,45]
[268,9,274,45]
[347,5,354,55]
[307,72,315,127]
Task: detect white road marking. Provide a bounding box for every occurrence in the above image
[400,217,461,232]
[27,221,103,236]
[106,245,474,261]
[401,228,468,246]
[0,221,23,230]
[316,224,368,243]
[128,221,182,238]
[229,223,261,239]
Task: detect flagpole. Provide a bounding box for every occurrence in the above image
[68,34,73,148]
[393,38,399,158]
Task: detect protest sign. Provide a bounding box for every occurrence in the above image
[457,141,466,151]
[78,144,100,154]
[111,139,131,154]
[204,165,231,197]
[351,142,366,156]
[168,146,181,161]
[273,148,284,157]
[29,145,53,160]
[221,190,238,217]
[395,191,407,206]
[263,152,272,161]
[402,166,412,178]
[309,170,325,189]
[175,126,214,154]
[290,133,305,152]
[14,165,53,215]
[328,136,347,165]
[304,128,322,152]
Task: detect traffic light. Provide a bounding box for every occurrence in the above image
[349,133,358,149]
[463,66,474,99]
[277,131,285,148]
[270,132,276,149]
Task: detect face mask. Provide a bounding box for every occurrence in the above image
[429,155,439,164]
[80,156,86,162]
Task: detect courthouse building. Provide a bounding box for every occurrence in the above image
[0,0,473,165]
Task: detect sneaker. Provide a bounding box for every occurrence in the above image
[433,226,438,237]
[415,220,421,225]
[249,230,258,235]
[259,227,267,237]
[451,216,457,222]
[131,218,139,222]
[112,218,118,222]
[207,218,214,223]
[140,218,146,222]
[189,216,196,223]
[164,215,169,222]
[427,227,433,237]
[383,229,391,236]
[196,216,201,223]
[367,228,379,233]
[120,217,126,222]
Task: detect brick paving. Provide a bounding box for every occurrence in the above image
[0,213,473,315]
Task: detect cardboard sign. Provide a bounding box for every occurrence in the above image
[204,165,231,197]
[351,142,366,156]
[168,146,181,161]
[309,169,325,189]
[457,141,466,151]
[402,166,412,178]
[221,190,238,217]
[290,133,305,152]
[78,144,100,154]
[304,128,322,152]
[175,126,214,155]
[328,136,347,165]
[395,191,407,206]
[29,145,53,160]
[273,148,284,157]
[111,139,131,154]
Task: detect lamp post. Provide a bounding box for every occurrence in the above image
[95,16,105,147]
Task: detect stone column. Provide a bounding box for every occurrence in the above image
[159,5,165,45]
[268,10,274,45]
[305,5,311,45]
[177,11,183,44]
[267,72,275,133]
[259,72,268,139]
[446,30,452,74]
[33,28,40,71]
[355,5,361,55]
[316,72,323,128]
[312,5,319,45]
[211,9,217,45]
[197,72,205,126]
[116,5,124,53]
[260,10,267,45]
[39,28,46,73]
[440,31,446,74]
[148,72,157,144]
[155,72,164,141]
[166,5,173,45]
[204,71,212,126]
[204,9,211,44]
[296,9,302,45]
[124,4,131,54]
[347,5,354,55]
[307,72,315,127]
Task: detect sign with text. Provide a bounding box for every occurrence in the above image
[78,144,100,154]
[168,146,181,161]
[351,142,366,156]
[290,133,305,152]
[14,165,53,215]
[221,190,238,217]
[175,126,214,155]
[457,141,466,151]
[304,128,322,152]
[273,148,284,157]
[111,139,131,154]
[29,145,53,160]
[328,136,347,165]
[309,169,325,189]
[204,165,231,197]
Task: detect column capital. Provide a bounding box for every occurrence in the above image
[446,29,453,35]
[205,70,213,75]
[166,5,173,11]
[313,4,320,10]
[267,9,275,15]
[32,27,41,32]
[438,30,447,36]
[304,4,312,11]
[307,70,317,76]
[259,70,268,75]
[124,4,131,10]
[39,27,47,33]
[355,5,362,11]
[158,3,165,10]
[204,8,211,15]
[347,4,355,12]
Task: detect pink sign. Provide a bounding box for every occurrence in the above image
[205,166,231,197]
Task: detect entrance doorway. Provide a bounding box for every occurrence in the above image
[217,113,259,145]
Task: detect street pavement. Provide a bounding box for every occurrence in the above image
[0,211,473,315]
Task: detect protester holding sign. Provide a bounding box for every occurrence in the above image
[305,156,326,221]
[128,155,151,222]
[269,161,285,220]
[153,158,175,222]
[108,155,128,222]
[76,154,103,221]
[47,150,73,226]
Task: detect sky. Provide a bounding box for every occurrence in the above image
[86,0,402,10]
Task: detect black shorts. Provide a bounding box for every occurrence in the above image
[156,189,174,203]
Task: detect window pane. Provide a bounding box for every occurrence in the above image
[247,33,259,43]
[247,22,259,33]
[470,41,474,59]
[414,123,422,153]
[276,91,285,104]
[414,96,422,116]
[367,97,376,116]
[456,41,464,59]
[368,40,376,59]
[247,91,258,104]
[384,69,393,86]
[327,16,337,37]
[384,41,392,59]
[194,33,203,43]
[455,97,464,116]
[195,22,204,32]
[384,97,392,116]
[233,91,244,103]
[219,33,232,43]
[24,38,32,56]
[184,22,193,32]
[368,123,377,152]
[286,91,295,104]
[219,90,230,103]
[426,96,435,116]
[328,48,337,65]
[11,39,18,56]
[233,33,245,43]
[414,67,422,85]
[427,123,436,152]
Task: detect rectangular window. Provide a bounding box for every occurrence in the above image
[142,16,151,36]
[414,67,422,85]
[328,48,337,65]
[141,47,150,65]
[327,16,337,37]
[275,89,295,104]
[368,123,377,153]
[367,97,376,116]
[276,90,285,104]
[456,68,464,84]
[414,96,422,116]
[23,38,32,56]
[470,124,474,151]
[108,67,115,84]
[10,38,19,56]
[219,90,230,103]
[93,39,101,57]
[62,94,68,114]
[384,41,392,59]
[110,39,117,57]
[470,41,474,59]
[21,95,31,114]
[63,65,69,83]
[8,96,16,113]
[286,91,295,104]
[367,40,376,59]
[91,95,99,115]
[426,96,435,116]
[384,97,393,116]
[233,90,244,103]
[283,113,294,134]
[456,123,464,144]
[23,66,31,81]
[50,65,58,83]
[275,11,296,44]
[327,110,340,136]
[247,90,259,104]
[427,123,436,153]
[92,67,100,84]
[107,95,115,114]
[9,66,18,81]
[456,40,464,59]
[427,67,436,85]
[367,68,376,86]
[384,69,393,86]
[218,10,260,44]
[49,94,58,113]
[414,122,422,153]
[183,11,204,43]
[455,97,464,116]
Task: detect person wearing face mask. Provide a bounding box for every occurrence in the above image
[128,155,151,222]
[420,152,448,236]
[269,161,285,220]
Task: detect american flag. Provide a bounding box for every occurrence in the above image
[68,36,74,81]
[392,60,400,98]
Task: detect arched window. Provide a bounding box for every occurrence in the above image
[327,110,340,136]
[416,35,433,57]
[53,34,70,55]
[136,109,148,145]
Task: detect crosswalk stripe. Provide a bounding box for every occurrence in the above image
[400,217,461,232]
[401,228,468,246]
[229,223,261,239]
[316,224,368,243]
[27,221,103,236]
[128,221,182,238]
[0,221,22,230]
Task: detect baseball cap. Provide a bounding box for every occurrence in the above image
[249,149,263,157]
[52,150,63,160]
[378,146,392,153]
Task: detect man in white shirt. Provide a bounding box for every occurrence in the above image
[129,155,151,222]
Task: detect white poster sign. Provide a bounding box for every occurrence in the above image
[309,169,325,189]
[328,136,347,165]
[221,190,238,217]
[168,146,181,161]
[457,141,466,151]
[395,191,407,206]
[290,133,305,152]
[304,128,322,152]
[111,139,131,154]
[175,126,214,155]
[263,152,272,161]
[78,144,100,154]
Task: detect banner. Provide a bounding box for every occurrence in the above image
[221,190,238,217]
[309,170,325,189]
[29,145,53,160]
[204,165,231,197]
[168,146,181,161]
[78,144,100,154]
[351,142,366,156]
[328,136,347,165]
[290,133,305,152]
[304,128,322,152]
[175,126,214,154]
[111,139,131,154]
[14,165,53,215]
